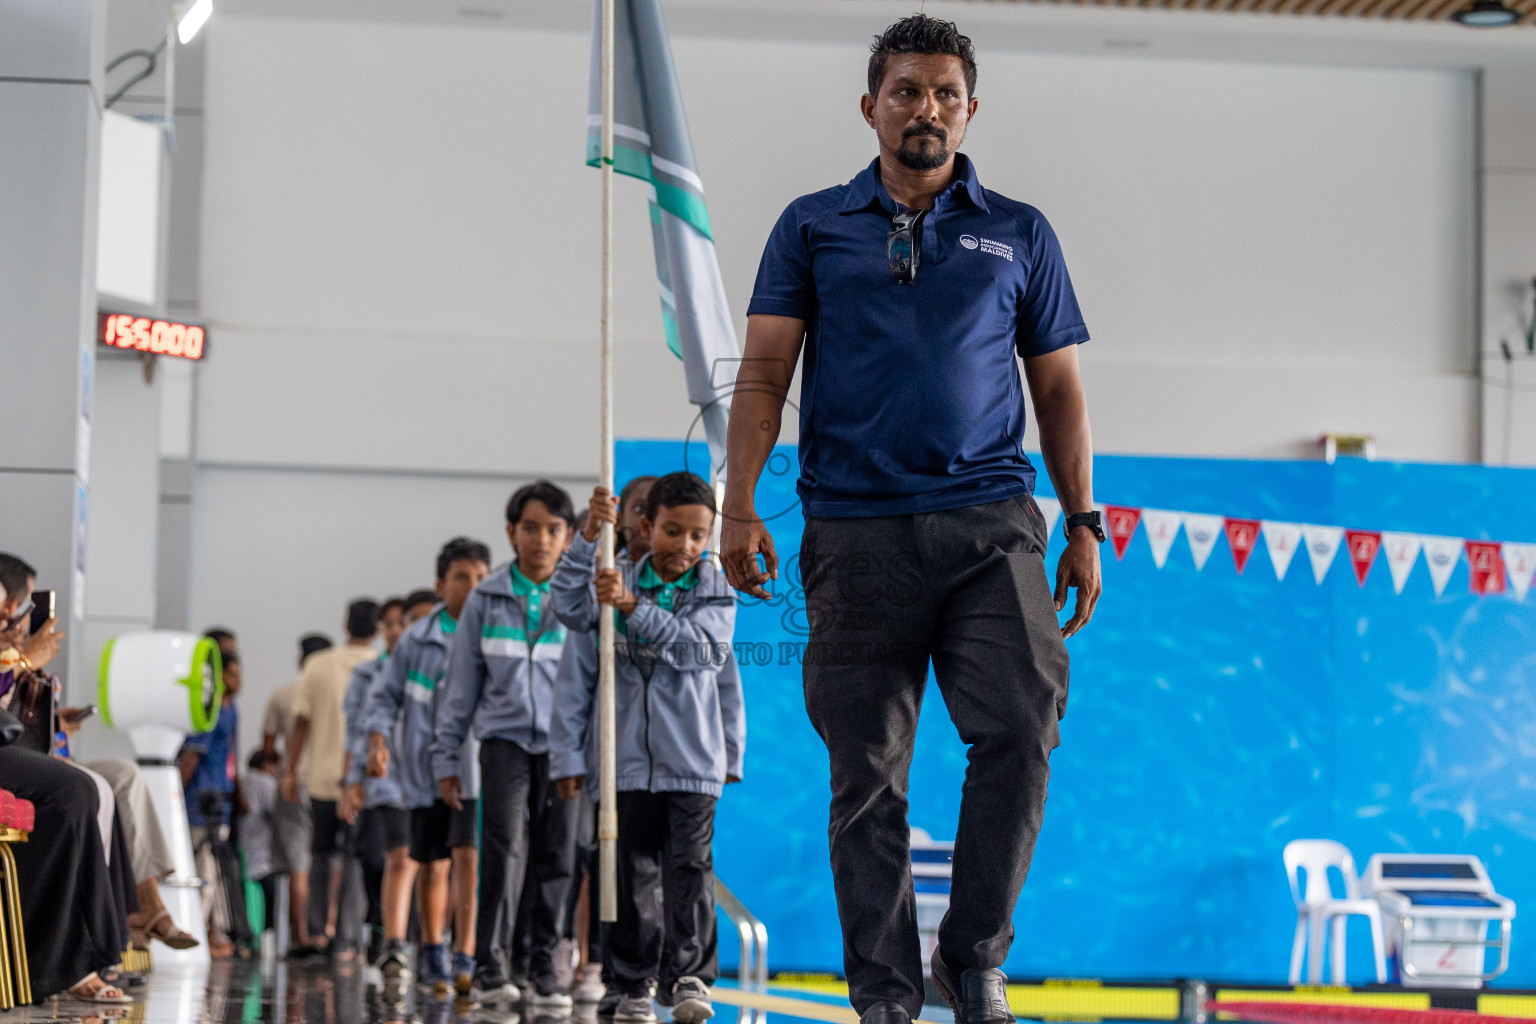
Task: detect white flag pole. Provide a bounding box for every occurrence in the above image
[597,0,619,925]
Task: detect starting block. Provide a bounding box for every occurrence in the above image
[1361,854,1515,988]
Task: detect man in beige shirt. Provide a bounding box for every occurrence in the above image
[284,602,379,953]
[262,634,331,953]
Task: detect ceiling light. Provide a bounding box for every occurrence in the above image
[1452,0,1520,26]
[177,0,212,44]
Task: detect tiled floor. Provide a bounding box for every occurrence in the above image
[0,960,849,1024]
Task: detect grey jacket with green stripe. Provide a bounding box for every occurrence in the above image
[363,605,479,809]
[431,563,567,782]
[548,535,742,797]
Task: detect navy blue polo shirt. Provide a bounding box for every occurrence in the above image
[746,153,1089,519]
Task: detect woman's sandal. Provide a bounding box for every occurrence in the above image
[98,969,147,989]
[66,973,135,1004]
[129,909,200,951]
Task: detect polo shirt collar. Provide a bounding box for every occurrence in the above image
[839,152,988,215]
[636,559,702,592]
[509,563,551,597]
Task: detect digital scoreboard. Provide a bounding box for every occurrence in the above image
[99,312,207,362]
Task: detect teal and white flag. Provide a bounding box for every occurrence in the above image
[587,0,738,480]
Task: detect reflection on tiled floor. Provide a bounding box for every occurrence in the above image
[0,961,847,1024]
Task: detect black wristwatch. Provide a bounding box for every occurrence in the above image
[1063,510,1106,543]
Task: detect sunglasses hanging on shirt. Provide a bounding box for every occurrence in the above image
[887,209,925,285]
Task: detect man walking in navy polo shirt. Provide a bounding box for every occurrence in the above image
[722,15,1104,1024]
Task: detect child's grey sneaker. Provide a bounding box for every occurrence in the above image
[613,990,658,1024]
[573,965,606,1005]
[669,977,714,1024]
[377,941,414,982]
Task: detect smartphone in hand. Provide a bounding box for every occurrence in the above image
[28,590,54,635]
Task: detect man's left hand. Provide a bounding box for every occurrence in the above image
[1054,531,1102,638]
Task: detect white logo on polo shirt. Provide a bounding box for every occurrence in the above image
[958,234,1014,262]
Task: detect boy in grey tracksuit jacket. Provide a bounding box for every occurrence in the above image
[548,472,742,1021]
[431,481,580,1000]
[363,599,484,979]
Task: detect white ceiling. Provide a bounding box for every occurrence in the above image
[216,0,1536,70]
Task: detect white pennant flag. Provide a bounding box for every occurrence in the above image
[1261,521,1303,582]
[1503,542,1536,602]
[1302,525,1344,584]
[1419,535,1462,597]
[1141,509,1182,569]
[1182,513,1224,571]
[1036,497,1062,539]
[1380,532,1422,595]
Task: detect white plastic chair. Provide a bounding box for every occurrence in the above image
[1284,839,1387,984]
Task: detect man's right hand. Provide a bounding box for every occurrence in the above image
[280,772,300,804]
[584,487,618,543]
[439,776,463,811]
[555,776,584,801]
[366,735,390,779]
[721,507,778,599]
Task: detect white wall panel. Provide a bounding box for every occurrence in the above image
[200,16,1476,469]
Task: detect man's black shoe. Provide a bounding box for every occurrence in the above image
[930,952,1016,1024]
[859,1002,912,1024]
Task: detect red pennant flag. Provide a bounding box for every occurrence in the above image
[1103,505,1142,561]
[1466,540,1505,595]
[1344,530,1381,586]
[1224,518,1261,574]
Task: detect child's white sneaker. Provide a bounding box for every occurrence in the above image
[573,964,607,1005]
[669,977,714,1024]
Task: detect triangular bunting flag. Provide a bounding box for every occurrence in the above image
[1503,543,1536,602]
[1141,510,1182,569]
[1466,540,1505,596]
[1103,505,1142,561]
[1344,530,1381,586]
[1302,525,1344,584]
[1380,532,1421,595]
[1261,521,1302,582]
[1036,497,1062,539]
[1182,513,1224,571]
[1420,535,1461,597]
[1224,518,1261,575]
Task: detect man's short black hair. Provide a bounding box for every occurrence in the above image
[404,589,438,612]
[0,553,36,601]
[249,749,280,771]
[204,627,236,650]
[437,537,492,581]
[645,472,716,521]
[867,14,977,100]
[379,596,406,618]
[346,599,380,641]
[506,480,577,529]
[299,633,332,661]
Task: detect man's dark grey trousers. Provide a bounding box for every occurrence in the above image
[801,495,1070,1018]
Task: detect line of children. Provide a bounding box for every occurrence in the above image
[258,470,745,1022]
[363,539,490,993]
[340,592,436,963]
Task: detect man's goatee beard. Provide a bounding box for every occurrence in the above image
[897,134,948,171]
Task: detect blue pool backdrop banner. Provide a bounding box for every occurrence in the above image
[616,439,1536,986]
